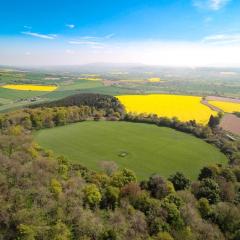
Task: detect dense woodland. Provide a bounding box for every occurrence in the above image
[0,93,240,240]
[31,93,125,116]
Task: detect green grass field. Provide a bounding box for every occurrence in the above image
[34,121,227,180]
[0,88,49,100]
[58,80,103,91]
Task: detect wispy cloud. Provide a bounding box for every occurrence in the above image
[68,40,103,46]
[2,40,240,67]
[67,34,114,48]
[65,49,75,54]
[66,24,75,29]
[22,31,57,40]
[104,33,115,39]
[78,36,99,40]
[202,33,240,44]
[72,33,115,41]
[90,45,105,49]
[204,16,213,23]
[193,0,231,10]
[24,25,32,30]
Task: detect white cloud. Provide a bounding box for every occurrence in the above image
[193,0,231,10]
[90,45,105,49]
[49,34,58,38]
[22,31,56,40]
[2,38,240,67]
[104,33,115,39]
[204,16,213,23]
[65,49,75,54]
[77,36,99,40]
[24,25,32,30]
[210,0,230,10]
[104,41,240,67]
[72,33,115,41]
[68,40,104,46]
[202,33,240,44]
[66,24,75,29]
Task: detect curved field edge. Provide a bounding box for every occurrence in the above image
[116,94,217,124]
[34,121,227,180]
[208,100,240,113]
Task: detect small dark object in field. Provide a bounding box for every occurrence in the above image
[118,151,128,157]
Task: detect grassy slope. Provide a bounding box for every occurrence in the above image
[58,80,103,90]
[0,80,112,112]
[34,121,227,180]
[0,88,49,100]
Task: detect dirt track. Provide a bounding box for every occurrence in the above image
[201,99,222,112]
[206,96,240,103]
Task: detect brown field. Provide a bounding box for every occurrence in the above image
[206,96,240,103]
[220,114,240,135]
[202,96,240,135]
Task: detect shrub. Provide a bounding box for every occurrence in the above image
[196,178,220,204]
[111,168,137,188]
[83,184,102,208]
[168,172,191,191]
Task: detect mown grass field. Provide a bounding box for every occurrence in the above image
[117,94,217,124]
[34,121,227,180]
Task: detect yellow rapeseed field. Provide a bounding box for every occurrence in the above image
[79,77,102,81]
[119,79,144,82]
[1,84,57,92]
[209,101,240,113]
[117,94,217,124]
[148,77,161,83]
[81,74,99,77]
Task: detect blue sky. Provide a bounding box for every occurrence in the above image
[1,0,240,66]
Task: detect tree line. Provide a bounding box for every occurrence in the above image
[0,94,125,130]
[124,113,240,165]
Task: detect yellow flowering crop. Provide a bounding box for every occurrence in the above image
[117,94,217,124]
[1,84,57,92]
[119,79,144,82]
[81,74,99,77]
[79,77,102,81]
[148,77,161,83]
[209,101,240,113]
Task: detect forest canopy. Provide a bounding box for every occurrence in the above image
[0,93,239,240]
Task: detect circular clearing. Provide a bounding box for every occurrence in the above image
[34,121,227,180]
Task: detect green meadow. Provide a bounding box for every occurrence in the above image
[34,121,227,180]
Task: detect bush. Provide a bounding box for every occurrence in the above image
[111,168,137,188]
[148,175,175,199]
[197,198,212,219]
[168,172,190,191]
[196,178,220,204]
[198,165,220,180]
[83,184,102,208]
[154,232,174,240]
